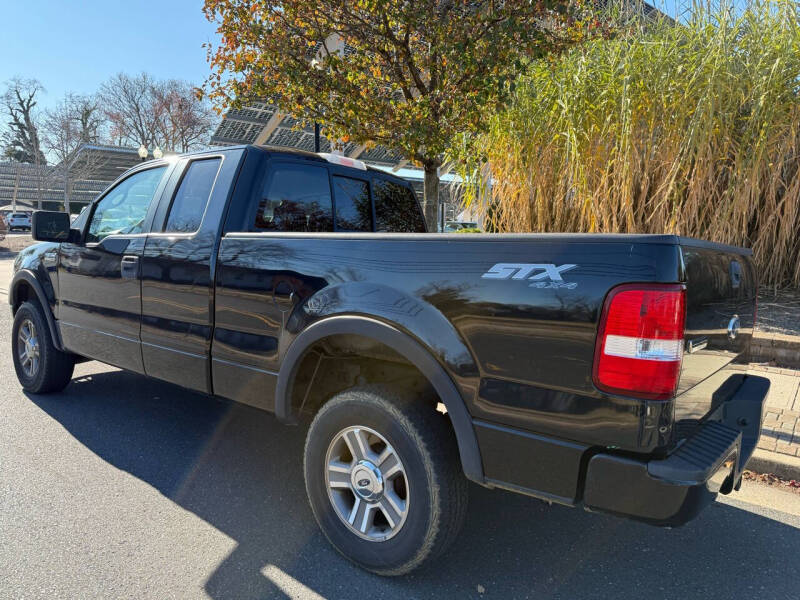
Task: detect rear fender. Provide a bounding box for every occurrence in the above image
[287,282,479,380]
[276,311,485,484]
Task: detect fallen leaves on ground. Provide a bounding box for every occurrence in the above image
[742,470,800,493]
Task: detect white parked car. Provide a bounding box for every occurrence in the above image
[443,220,480,232]
[7,212,32,231]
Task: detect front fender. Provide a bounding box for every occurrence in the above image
[10,269,64,351]
[11,241,60,310]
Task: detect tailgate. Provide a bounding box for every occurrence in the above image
[675,239,758,422]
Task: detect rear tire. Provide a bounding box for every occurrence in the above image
[12,301,75,393]
[303,385,468,576]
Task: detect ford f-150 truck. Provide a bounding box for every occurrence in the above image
[10,145,769,575]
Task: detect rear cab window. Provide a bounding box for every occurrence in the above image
[254,163,333,232]
[241,154,424,234]
[372,177,425,233]
[332,176,372,232]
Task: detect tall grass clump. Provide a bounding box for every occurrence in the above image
[451,1,800,288]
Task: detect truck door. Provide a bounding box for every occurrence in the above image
[139,150,242,393]
[57,164,171,373]
[212,158,335,409]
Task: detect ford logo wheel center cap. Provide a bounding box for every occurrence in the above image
[350,460,384,502]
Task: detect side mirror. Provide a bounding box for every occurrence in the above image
[32,211,71,242]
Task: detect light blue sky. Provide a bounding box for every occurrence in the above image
[0,0,724,114]
[1,1,220,111]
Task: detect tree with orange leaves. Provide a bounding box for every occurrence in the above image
[203,0,587,229]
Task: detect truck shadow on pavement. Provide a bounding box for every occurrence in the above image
[29,368,800,600]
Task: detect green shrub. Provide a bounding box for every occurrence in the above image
[451,1,800,287]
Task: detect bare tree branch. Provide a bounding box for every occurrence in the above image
[1,78,46,165]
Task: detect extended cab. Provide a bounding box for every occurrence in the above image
[10,145,768,575]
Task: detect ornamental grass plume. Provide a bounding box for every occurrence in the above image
[451,1,800,288]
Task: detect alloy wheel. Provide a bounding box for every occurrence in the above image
[17,319,40,378]
[325,425,409,541]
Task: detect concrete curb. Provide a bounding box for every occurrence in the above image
[748,333,800,369]
[747,449,800,481]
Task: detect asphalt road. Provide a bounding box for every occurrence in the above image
[1,258,800,599]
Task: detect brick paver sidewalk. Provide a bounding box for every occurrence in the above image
[746,365,800,458]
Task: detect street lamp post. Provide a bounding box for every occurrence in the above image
[310,58,323,153]
[138,145,148,162]
[153,146,163,160]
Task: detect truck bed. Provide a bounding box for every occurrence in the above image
[215,231,756,455]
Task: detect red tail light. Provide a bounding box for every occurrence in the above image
[593,284,686,400]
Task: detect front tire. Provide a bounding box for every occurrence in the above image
[304,385,468,576]
[12,301,75,393]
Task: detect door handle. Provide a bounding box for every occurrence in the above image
[729,260,742,290]
[121,255,139,279]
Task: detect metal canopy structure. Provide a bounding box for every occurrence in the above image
[0,144,145,213]
[65,144,145,182]
[211,102,406,167]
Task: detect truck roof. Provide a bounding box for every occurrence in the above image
[144,144,412,187]
[250,145,408,182]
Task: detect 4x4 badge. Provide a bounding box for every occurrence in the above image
[481,263,578,289]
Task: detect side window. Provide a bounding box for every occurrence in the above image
[87,166,167,243]
[332,176,372,232]
[164,158,221,233]
[373,178,426,232]
[254,163,333,232]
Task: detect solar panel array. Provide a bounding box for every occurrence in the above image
[210,102,404,166]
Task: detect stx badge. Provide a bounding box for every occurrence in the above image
[481,263,578,289]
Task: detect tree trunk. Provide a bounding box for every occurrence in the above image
[422,162,440,232]
[63,172,71,214]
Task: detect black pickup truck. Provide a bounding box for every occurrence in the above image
[10,145,768,575]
